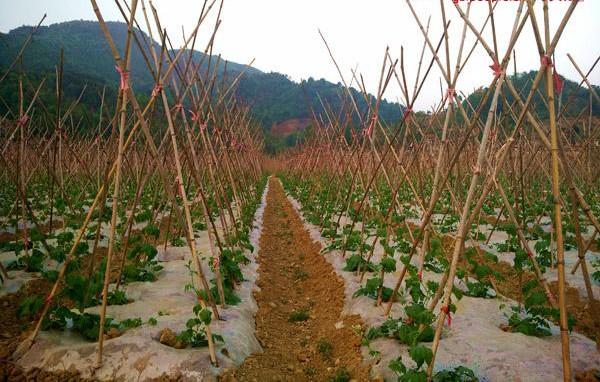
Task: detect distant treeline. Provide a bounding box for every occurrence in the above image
[1,21,597,148]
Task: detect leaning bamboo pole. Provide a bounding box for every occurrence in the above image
[539,0,571,378]
[426,65,505,380]
[96,0,138,367]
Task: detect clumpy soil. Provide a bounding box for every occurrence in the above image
[0,278,52,360]
[549,281,600,348]
[0,246,126,380]
[221,178,370,381]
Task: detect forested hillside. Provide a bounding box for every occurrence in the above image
[0,21,402,135]
[1,21,597,152]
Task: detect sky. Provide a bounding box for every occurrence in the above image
[1,0,599,111]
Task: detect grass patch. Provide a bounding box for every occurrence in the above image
[293,267,309,281]
[317,337,333,358]
[288,307,310,322]
[329,366,351,382]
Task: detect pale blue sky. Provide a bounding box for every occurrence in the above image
[1,0,598,111]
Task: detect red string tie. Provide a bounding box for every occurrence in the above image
[199,122,207,131]
[441,305,452,326]
[189,110,200,122]
[115,65,130,91]
[44,293,53,305]
[403,107,413,121]
[56,127,67,139]
[172,103,183,113]
[213,256,220,270]
[363,115,378,138]
[553,64,564,94]
[17,115,29,127]
[151,84,162,98]
[540,55,552,69]
[417,270,423,281]
[446,88,455,103]
[490,58,504,78]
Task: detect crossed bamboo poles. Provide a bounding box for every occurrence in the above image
[1,0,598,379]
[4,0,264,369]
[279,1,596,380]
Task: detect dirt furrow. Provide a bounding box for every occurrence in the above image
[221,178,370,382]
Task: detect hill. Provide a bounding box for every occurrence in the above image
[462,70,600,121]
[0,21,403,138]
[1,21,597,152]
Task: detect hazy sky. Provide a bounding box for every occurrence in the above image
[1,0,598,111]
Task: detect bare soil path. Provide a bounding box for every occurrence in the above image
[221,178,370,381]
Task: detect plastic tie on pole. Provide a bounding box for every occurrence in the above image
[151,84,162,98]
[440,305,452,326]
[446,88,455,104]
[553,64,564,94]
[172,103,183,113]
[489,58,504,78]
[540,55,552,69]
[403,107,413,121]
[17,115,29,127]
[115,65,129,91]
[189,109,200,122]
[56,127,67,139]
[363,114,378,138]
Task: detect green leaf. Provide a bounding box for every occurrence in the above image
[186,318,200,328]
[402,369,427,382]
[525,291,547,307]
[409,344,433,368]
[381,256,397,273]
[17,295,43,319]
[389,357,407,375]
[199,308,212,325]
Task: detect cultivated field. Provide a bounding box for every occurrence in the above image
[0,0,599,381]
